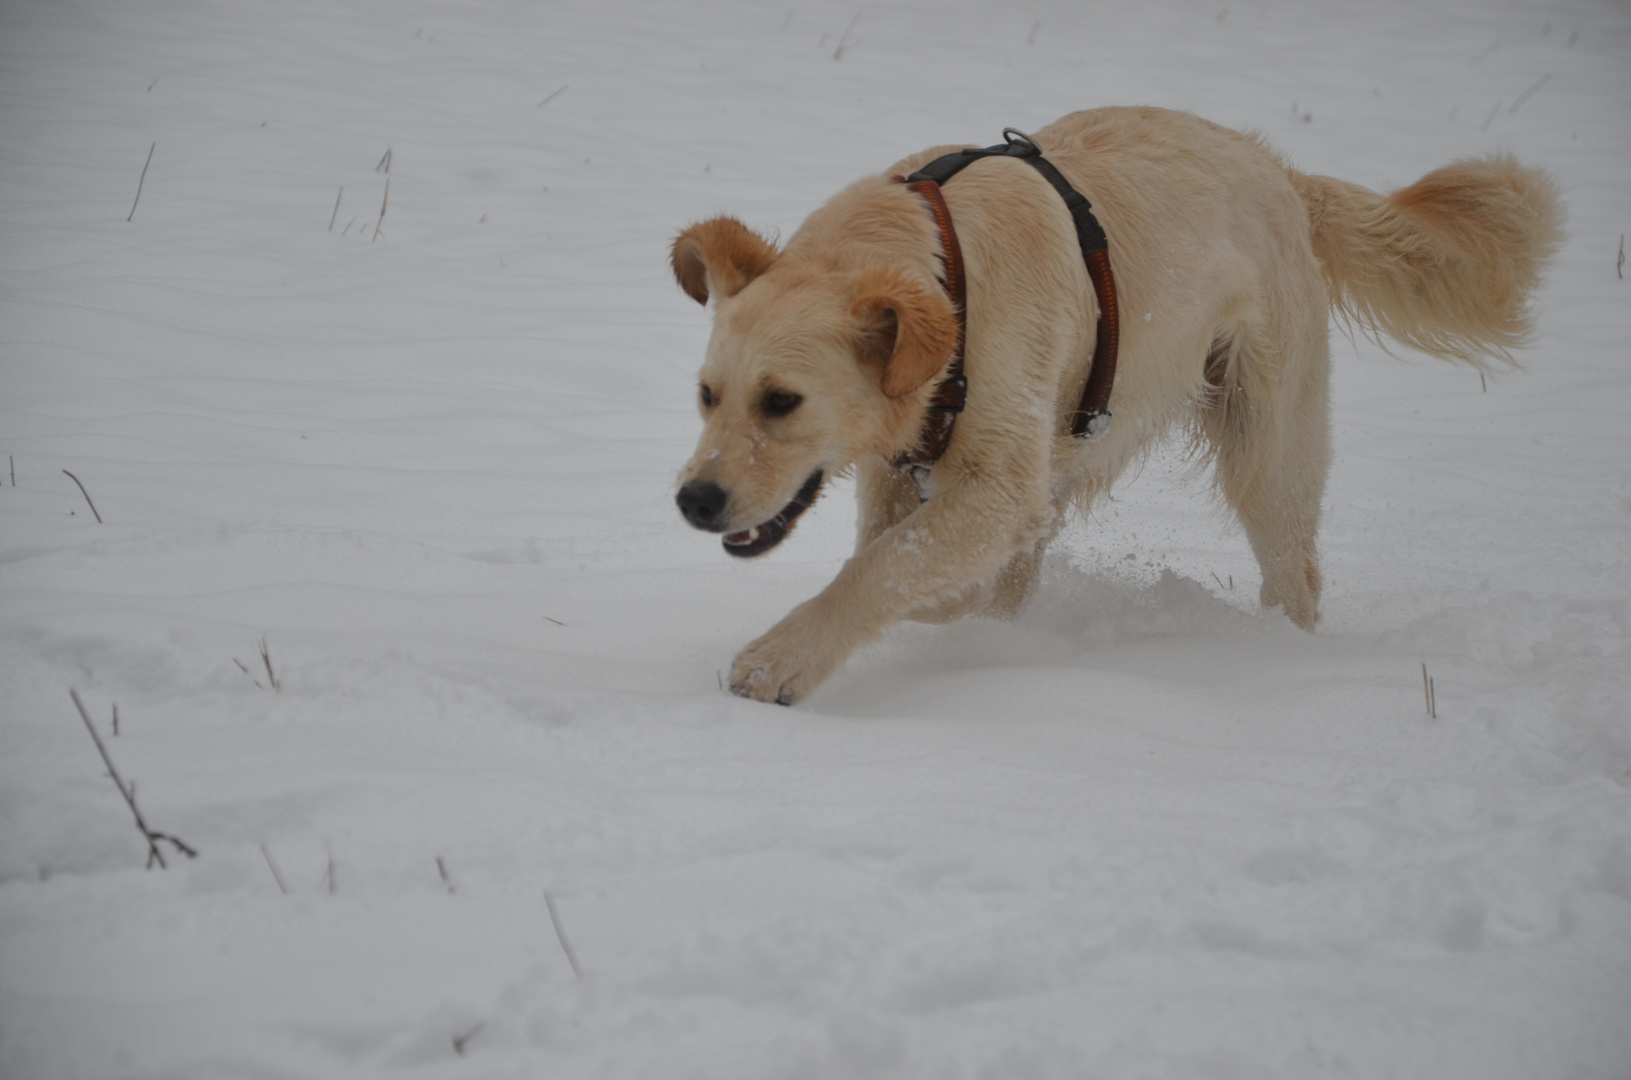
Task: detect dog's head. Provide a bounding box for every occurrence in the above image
[670,216,957,556]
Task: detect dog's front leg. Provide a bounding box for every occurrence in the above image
[730,471,1045,705]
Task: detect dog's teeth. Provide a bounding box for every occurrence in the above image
[747,526,760,542]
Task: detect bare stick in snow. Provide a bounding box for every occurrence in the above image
[1480,101,1501,133]
[261,844,291,894]
[328,186,344,231]
[1421,663,1437,719]
[832,10,860,59]
[452,1022,485,1056]
[69,689,197,868]
[62,470,103,523]
[372,179,390,242]
[1211,572,1226,591]
[544,891,583,978]
[9,455,14,486]
[1508,72,1552,114]
[437,856,456,894]
[341,216,356,237]
[258,638,282,692]
[536,84,568,108]
[376,146,392,173]
[127,142,155,222]
[147,78,159,92]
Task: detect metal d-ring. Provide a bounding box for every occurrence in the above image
[1001,128,1041,156]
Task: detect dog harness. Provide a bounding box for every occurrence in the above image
[890,129,1122,494]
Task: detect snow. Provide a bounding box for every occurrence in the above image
[2,0,1629,1076]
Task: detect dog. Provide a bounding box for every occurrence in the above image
[669,107,1562,705]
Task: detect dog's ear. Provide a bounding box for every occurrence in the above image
[670,217,779,305]
[851,266,959,398]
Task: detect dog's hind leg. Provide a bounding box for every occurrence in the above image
[1202,314,1331,630]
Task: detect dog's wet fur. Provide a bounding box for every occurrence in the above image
[671,107,1562,705]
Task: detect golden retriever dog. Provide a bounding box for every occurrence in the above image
[670,107,1562,705]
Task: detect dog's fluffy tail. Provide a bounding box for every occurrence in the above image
[1289,156,1563,367]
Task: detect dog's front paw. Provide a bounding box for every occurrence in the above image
[728,607,844,706]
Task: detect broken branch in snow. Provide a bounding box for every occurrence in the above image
[127,141,155,222]
[545,890,583,978]
[328,186,343,231]
[69,689,196,869]
[261,843,291,895]
[62,469,103,523]
[372,178,389,242]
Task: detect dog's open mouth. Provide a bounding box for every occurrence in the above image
[722,470,824,558]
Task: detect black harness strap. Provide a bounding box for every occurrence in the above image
[893,128,1121,487]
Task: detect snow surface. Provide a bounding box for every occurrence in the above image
[2,0,1630,1077]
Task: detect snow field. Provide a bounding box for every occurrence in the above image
[2,0,1629,1077]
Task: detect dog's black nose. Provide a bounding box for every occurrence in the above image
[676,480,729,531]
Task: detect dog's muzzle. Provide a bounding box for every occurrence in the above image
[676,470,824,558]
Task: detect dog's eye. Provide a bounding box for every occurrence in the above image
[762,390,803,418]
[699,384,715,408]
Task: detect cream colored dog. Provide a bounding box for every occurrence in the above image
[671,107,1561,705]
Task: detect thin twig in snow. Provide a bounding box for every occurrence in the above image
[536,85,568,108]
[437,856,456,894]
[1508,72,1552,114]
[127,142,155,222]
[1421,662,1437,719]
[112,702,120,737]
[545,891,583,978]
[452,1022,485,1056]
[1618,234,1624,280]
[261,844,291,894]
[832,10,860,59]
[9,455,14,486]
[147,78,159,92]
[1480,101,1501,133]
[376,146,392,173]
[70,689,196,868]
[259,637,281,692]
[372,179,389,242]
[62,470,103,523]
[328,186,344,231]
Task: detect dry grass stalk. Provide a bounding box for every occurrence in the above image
[545,891,583,978]
[372,179,390,242]
[62,469,103,523]
[261,844,291,894]
[128,142,155,222]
